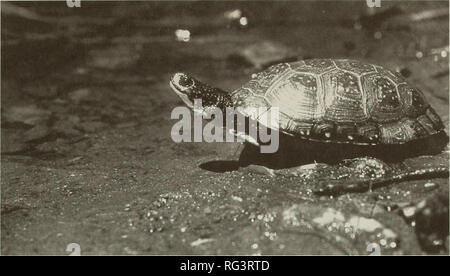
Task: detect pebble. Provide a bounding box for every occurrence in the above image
[190,238,215,247]
[203,207,212,214]
[402,206,417,218]
[232,195,243,202]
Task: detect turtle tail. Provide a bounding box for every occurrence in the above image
[314,154,449,196]
[314,167,449,196]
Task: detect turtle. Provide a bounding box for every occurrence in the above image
[169,59,448,194]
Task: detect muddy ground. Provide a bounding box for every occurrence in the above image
[1,1,449,255]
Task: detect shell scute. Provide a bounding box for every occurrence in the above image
[292,59,335,74]
[265,72,320,122]
[357,123,380,143]
[374,65,405,84]
[425,108,444,129]
[334,59,376,75]
[416,113,437,133]
[231,59,444,145]
[321,69,367,123]
[361,73,403,123]
[336,124,359,140]
[312,122,335,139]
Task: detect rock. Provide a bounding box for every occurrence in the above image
[35,138,71,154]
[413,191,449,253]
[24,84,58,99]
[78,121,106,133]
[244,164,275,176]
[68,88,91,104]
[52,117,82,137]
[2,104,51,125]
[1,131,28,153]
[23,124,51,142]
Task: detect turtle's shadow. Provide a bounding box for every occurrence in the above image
[199,131,449,172]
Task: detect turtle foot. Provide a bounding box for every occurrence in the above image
[240,164,275,176]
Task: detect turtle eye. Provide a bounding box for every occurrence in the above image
[179,75,194,88]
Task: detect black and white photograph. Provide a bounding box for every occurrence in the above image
[1,0,449,258]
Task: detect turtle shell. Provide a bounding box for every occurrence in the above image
[230,59,444,145]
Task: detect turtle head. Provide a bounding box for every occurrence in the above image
[170,73,199,109]
[170,72,232,110]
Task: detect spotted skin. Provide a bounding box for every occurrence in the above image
[188,78,233,109]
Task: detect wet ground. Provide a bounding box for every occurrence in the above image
[1,1,449,255]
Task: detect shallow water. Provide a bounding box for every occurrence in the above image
[1,1,449,255]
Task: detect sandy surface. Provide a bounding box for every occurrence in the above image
[1,1,449,255]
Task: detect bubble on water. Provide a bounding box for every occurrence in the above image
[239,17,248,26]
[224,9,242,20]
[175,29,191,42]
[441,50,448,58]
[251,243,259,249]
[424,182,436,188]
[432,239,443,246]
[374,32,382,40]
[415,51,423,59]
